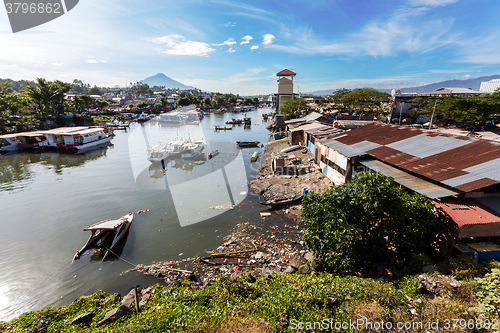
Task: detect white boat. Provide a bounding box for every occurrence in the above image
[73,213,134,261]
[37,127,113,152]
[147,144,170,163]
[181,139,205,159]
[0,134,20,153]
[166,138,187,157]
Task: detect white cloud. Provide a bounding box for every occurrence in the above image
[85,59,108,64]
[408,0,458,7]
[240,35,253,44]
[148,35,215,56]
[262,34,275,45]
[220,22,237,28]
[219,38,237,46]
[51,62,64,66]
[251,45,259,50]
[226,47,236,53]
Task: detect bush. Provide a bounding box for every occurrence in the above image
[474,261,500,316]
[302,171,443,273]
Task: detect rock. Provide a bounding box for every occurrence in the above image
[417,275,442,295]
[311,258,324,272]
[71,312,94,326]
[279,318,289,328]
[284,266,297,274]
[449,279,463,289]
[187,273,197,282]
[168,280,181,287]
[288,254,305,268]
[422,265,438,273]
[121,289,137,308]
[261,265,277,277]
[304,251,314,261]
[100,305,131,324]
[299,264,312,274]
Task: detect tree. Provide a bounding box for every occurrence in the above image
[203,97,211,106]
[177,96,191,106]
[252,97,259,106]
[23,78,69,116]
[88,85,102,96]
[302,171,443,273]
[279,98,313,118]
[136,101,149,109]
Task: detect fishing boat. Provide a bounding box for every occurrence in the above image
[236,141,260,147]
[165,138,186,157]
[260,195,303,207]
[73,213,134,261]
[181,139,205,159]
[243,117,251,125]
[208,150,219,159]
[37,127,113,152]
[226,119,243,125]
[147,144,170,163]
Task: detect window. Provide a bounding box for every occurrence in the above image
[327,158,346,176]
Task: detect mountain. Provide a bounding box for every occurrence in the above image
[141,73,194,90]
[308,75,500,96]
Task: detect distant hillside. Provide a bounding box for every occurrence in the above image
[308,75,500,96]
[141,73,193,90]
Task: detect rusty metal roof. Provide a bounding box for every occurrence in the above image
[433,198,500,227]
[329,123,500,192]
[359,159,462,199]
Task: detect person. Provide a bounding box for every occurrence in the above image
[303,188,308,196]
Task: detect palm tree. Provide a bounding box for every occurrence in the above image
[24,78,66,116]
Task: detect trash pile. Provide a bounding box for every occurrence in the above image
[126,222,314,285]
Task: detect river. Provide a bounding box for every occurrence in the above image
[0,107,284,321]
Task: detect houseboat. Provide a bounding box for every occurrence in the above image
[37,127,113,152]
[0,134,20,153]
[157,112,189,123]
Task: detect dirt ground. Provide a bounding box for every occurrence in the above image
[248,135,332,221]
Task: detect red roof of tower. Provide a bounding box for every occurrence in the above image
[278,77,291,82]
[276,69,296,76]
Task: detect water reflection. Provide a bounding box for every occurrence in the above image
[0,144,112,192]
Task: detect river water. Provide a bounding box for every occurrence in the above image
[0,107,283,321]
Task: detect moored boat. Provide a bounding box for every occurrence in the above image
[208,150,219,159]
[73,213,134,261]
[0,134,21,153]
[261,195,303,206]
[37,127,112,152]
[236,141,260,147]
[148,144,170,163]
[181,139,205,159]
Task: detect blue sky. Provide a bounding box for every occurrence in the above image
[1,0,499,95]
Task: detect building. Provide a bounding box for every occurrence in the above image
[275,69,297,110]
[417,87,487,97]
[480,79,500,93]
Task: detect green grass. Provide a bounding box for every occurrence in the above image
[1,271,497,333]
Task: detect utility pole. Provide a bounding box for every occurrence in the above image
[429,100,437,130]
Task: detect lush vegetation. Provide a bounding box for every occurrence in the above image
[302,171,443,273]
[409,92,500,128]
[0,82,39,134]
[2,270,493,333]
[319,88,391,117]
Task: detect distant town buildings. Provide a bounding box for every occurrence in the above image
[480,79,500,93]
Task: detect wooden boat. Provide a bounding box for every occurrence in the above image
[261,195,303,206]
[236,141,260,147]
[208,150,219,159]
[215,126,233,130]
[73,213,134,261]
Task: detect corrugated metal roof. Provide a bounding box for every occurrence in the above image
[433,198,500,227]
[321,139,367,158]
[331,123,500,192]
[359,159,462,199]
[304,112,324,121]
[296,122,326,132]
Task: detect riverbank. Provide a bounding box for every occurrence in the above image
[248,135,332,221]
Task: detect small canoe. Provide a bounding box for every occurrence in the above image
[237,141,260,147]
[208,150,219,159]
[261,195,303,206]
[73,213,134,262]
[215,126,232,130]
